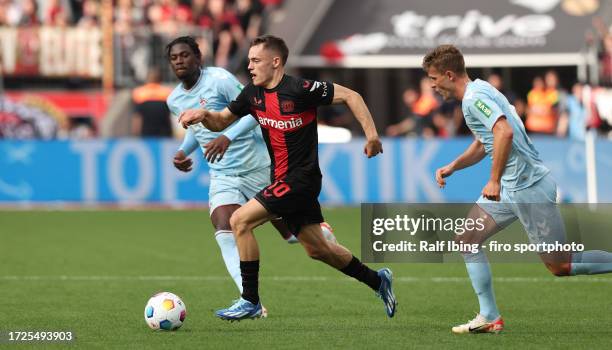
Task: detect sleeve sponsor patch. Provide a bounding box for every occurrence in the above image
[474,99,492,118]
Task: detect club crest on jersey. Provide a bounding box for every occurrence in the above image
[281,100,295,113]
[199,97,207,107]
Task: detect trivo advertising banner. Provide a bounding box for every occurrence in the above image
[298,0,602,66]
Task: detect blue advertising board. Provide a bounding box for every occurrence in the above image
[0,138,606,205]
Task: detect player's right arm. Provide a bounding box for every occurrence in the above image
[167,99,195,172]
[173,128,197,172]
[435,139,485,188]
[178,107,238,132]
[179,82,252,131]
[202,74,261,163]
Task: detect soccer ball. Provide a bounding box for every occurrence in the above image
[144,292,186,331]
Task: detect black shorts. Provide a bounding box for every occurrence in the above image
[254,175,323,234]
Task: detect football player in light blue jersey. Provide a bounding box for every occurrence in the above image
[165,37,336,315]
[423,45,612,334]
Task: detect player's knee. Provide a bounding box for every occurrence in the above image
[229,211,248,236]
[214,222,232,231]
[545,262,571,277]
[454,234,480,246]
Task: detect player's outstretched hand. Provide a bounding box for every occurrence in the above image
[178,109,209,129]
[173,150,193,172]
[481,179,501,201]
[364,138,383,158]
[204,135,231,163]
[435,164,454,188]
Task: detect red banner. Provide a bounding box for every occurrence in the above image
[5,91,110,121]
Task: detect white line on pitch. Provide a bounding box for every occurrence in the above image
[1,276,612,283]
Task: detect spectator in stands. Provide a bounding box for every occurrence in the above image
[513,98,527,124]
[114,0,146,34]
[0,0,17,26]
[192,0,208,22]
[1,0,27,26]
[77,0,99,28]
[131,67,173,137]
[43,0,70,26]
[526,75,558,135]
[487,73,517,104]
[557,82,587,141]
[17,0,39,26]
[0,1,8,26]
[487,71,528,125]
[592,16,612,86]
[236,0,263,41]
[545,70,568,134]
[175,2,194,27]
[600,34,612,86]
[147,0,175,34]
[386,77,440,138]
[385,87,419,137]
[435,99,465,137]
[197,0,245,68]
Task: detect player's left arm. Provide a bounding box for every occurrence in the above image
[484,117,513,201]
[466,95,513,201]
[331,83,382,158]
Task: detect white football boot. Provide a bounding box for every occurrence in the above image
[452,314,504,334]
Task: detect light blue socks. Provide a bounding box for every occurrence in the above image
[215,230,243,293]
[463,251,500,321]
[570,250,612,275]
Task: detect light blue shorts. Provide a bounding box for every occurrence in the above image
[476,174,566,248]
[208,167,270,215]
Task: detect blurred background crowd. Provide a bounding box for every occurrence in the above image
[0,0,611,143]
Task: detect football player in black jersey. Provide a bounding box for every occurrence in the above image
[179,35,396,321]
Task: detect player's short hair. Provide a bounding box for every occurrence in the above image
[422,45,466,75]
[250,35,289,65]
[165,36,202,60]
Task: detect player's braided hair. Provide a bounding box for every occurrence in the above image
[422,45,466,75]
[251,35,289,65]
[165,36,202,60]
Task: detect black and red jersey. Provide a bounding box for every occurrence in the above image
[228,74,334,182]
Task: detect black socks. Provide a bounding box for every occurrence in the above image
[240,260,260,304]
[340,256,382,291]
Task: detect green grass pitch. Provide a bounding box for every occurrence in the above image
[1,208,612,349]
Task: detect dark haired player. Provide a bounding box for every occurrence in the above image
[179,35,397,321]
[165,36,336,317]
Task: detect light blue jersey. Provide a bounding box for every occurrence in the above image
[462,79,549,191]
[167,67,270,176]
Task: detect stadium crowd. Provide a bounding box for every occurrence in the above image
[380,13,612,141]
[384,70,612,141]
[0,0,284,71]
[1,1,611,140]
